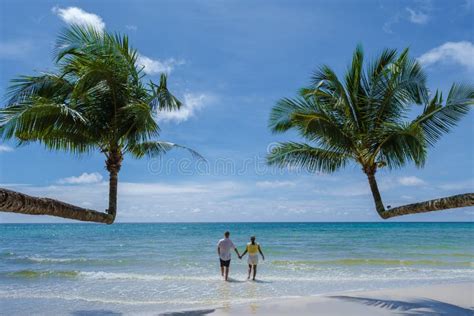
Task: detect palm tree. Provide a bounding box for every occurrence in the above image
[0,25,201,224]
[267,46,474,219]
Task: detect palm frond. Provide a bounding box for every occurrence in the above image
[5,74,73,105]
[118,102,160,145]
[269,97,315,133]
[310,65,357,128]
[267,142,350,173]
[367,49,427,128]
[149,74,182,111]
[374,123,427,169]
[344,44,366,129]
[126,141,204,160]
[412,83,473,146]
[0,98,87,141]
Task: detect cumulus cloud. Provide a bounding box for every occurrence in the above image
[52,6,105,32]
[58,172,103,185]
[0,145,14,153]
[256,180,296,188]
[418,41,474,69]
[136,55,185,75]
[398,176,426,186]
[158,93,214,123]
[406,7,429,24]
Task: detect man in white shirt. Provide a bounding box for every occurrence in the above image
[217,231,241,281]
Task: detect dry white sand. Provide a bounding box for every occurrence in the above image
[163,282,474,316]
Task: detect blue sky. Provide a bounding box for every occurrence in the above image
[0,0,473,223]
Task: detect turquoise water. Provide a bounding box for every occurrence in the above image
[0,222,473,314]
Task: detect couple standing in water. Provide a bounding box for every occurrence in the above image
[217,231,265,281]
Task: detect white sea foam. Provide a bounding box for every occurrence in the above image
[72,269,474,283]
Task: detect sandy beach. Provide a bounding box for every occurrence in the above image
[166,282,473,316]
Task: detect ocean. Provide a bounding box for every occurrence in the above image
[0,222,473,315]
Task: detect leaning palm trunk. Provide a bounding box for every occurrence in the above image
[366,173,474,219]
[0,150,123,224]
[379,193,474,219]
[0,188,114,224]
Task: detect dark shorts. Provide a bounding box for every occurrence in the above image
[220,259,231,267]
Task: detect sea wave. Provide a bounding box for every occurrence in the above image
[0,291,268,306]
[79,271,223,281]
[6,255,131,266]
[3,268,473,282]
[2,270,219,281]
[6,270,80,278]
[271,259,474,267]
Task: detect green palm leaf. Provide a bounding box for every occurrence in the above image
[126,141,205,160]
[149,74,182,111]
[267,142,349,173]
[413,84,474,146]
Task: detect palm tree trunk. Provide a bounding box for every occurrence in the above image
[105,148,122,219]
[366,171,386,216]
[366,171,474,219]
[380,193,474,219]
[0,188,114,224]
[107,169,118,218]
[0,149,123,224]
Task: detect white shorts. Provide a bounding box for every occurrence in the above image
[248,254,258,265]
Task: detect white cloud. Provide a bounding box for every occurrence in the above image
[418,41,474,69]
[158,93,214,123]
[382,14,400,34]
[383,1,432,33]
[52,6,105,32]
[0,145,13,153]
[119,182,208,196]
[406,7,429,24]
[2,174,472,222]
[58,172,103,185]
[312,176,426,197]
[398,176,426,186]
[136,55,185,75]
[314,183,371,197]
[0,40,33,59]
[256,180,296,188]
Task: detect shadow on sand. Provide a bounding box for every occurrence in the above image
[330,295,474,316]
[158,309,215,316]
[251,279,272,284]
[225,278,272,284]
[225,277,246,283]
[71,310,122,316]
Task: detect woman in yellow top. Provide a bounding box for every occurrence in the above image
[239,236,265,280]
